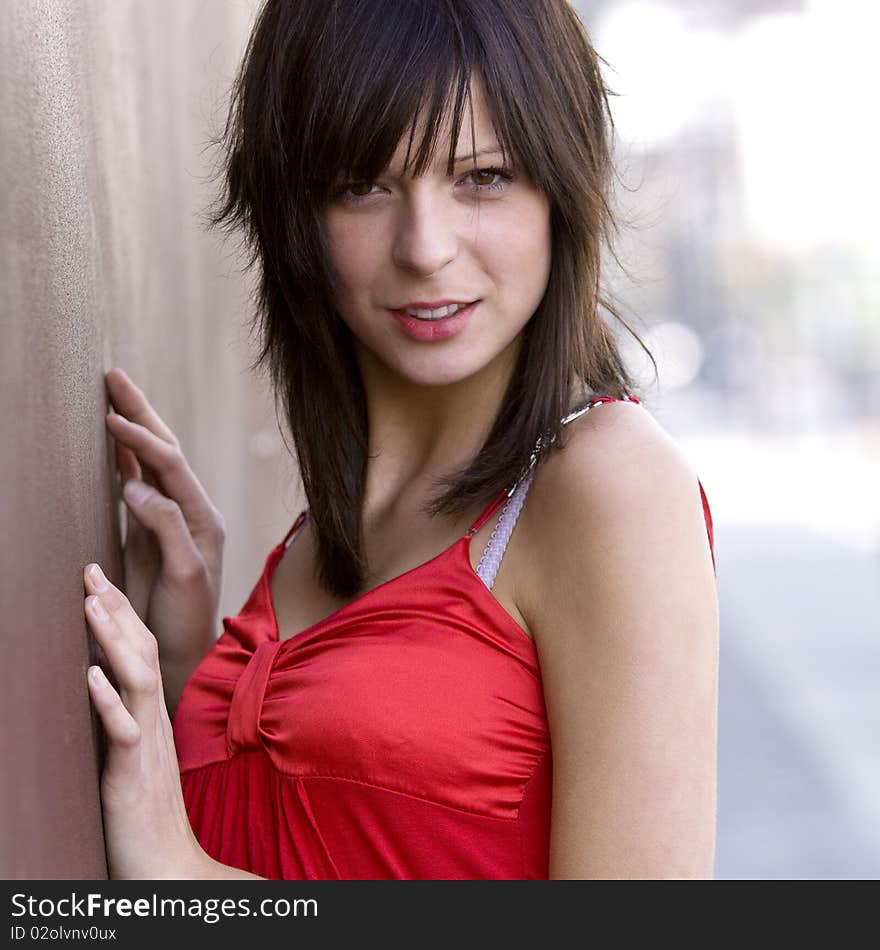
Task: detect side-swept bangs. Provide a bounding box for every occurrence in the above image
[206,0,650,597]
[280,1,611,247]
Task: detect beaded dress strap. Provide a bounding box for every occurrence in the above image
[282,509,309,550]
[283,396,640,554]
[474,468,536,589]
[472,394,640,588]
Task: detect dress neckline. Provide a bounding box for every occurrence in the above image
[260,394,639,654]
[261,485,538,658]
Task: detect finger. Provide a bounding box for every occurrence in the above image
[83,566,161,705]
[84,564,155,655]
[87,664,142,751]
[105,413,221,538]
[105,368,178,446]
[115,439,142,484]
[120,480,207,581]
[120,524,161,625]
[109,412,161,505]
[85,592,160,704]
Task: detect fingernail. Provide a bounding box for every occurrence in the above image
[87,594,109,620]
[123,480,150,505]
[87,563,109,592]
[89,665,107,686]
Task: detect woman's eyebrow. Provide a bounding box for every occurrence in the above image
[451,144,503,165]
[376,144,505,179]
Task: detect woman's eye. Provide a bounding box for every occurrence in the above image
[337,181,380,201]
[333,166,515,205]
[328,178,383,205]
[464,166,516,194]
[467,168,503,188]
[470,169,497,187]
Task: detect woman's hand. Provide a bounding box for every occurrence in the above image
[104,368,226,713]
[83,562,210,879]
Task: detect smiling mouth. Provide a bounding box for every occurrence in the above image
[388,300,479,341]
[394,301,478,321]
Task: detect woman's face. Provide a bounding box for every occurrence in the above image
[321,75,552,390]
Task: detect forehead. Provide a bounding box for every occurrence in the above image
[386,73,499,173]
[317,64,522,200]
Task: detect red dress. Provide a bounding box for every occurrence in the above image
[172,396,716,879]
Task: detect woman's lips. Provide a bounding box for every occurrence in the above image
[389,300,479,342]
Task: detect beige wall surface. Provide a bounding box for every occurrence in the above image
[1,1,301,877]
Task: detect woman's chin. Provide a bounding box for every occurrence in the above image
[390,366,481,390]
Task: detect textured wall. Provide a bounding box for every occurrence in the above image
[0,1,300,877]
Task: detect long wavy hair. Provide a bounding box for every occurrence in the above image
[204,0,655,597]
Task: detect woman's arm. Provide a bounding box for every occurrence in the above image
[82,563,270,880]
[192,856,266,880]
[520,403,720,879]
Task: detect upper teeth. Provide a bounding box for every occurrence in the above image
[405,302,469,320]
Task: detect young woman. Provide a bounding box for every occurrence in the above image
[82,0,719,880]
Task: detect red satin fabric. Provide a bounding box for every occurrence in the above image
[173,396,717,879]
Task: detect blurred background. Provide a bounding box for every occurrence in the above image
[2,0,877,877]
[575,0,880,877]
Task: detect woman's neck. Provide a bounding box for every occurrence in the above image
[356,338,521,516]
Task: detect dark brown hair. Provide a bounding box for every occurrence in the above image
[205,0,655,597]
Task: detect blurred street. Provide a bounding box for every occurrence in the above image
[675,418,880,878]
[715,522,880,878]
[571,0,880,879]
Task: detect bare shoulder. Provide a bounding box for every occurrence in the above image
[516,399,719,879]
[518,398,713,590]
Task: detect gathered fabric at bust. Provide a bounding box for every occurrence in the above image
[172,395,716,879]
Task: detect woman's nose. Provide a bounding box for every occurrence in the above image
[391,191,458,276]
